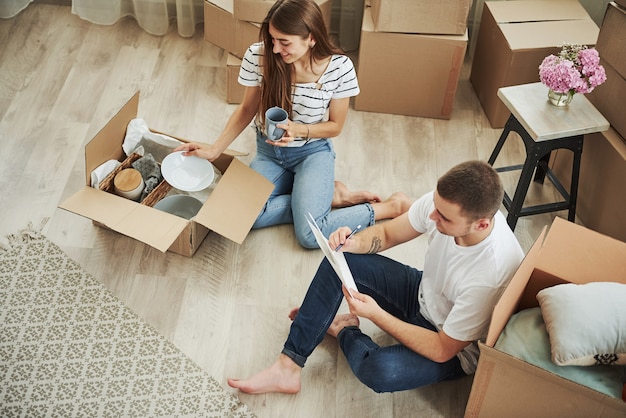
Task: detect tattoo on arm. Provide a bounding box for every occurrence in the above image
[367,236,382,254]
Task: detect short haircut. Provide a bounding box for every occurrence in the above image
[436,160,504,221]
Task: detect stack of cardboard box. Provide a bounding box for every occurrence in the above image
[551,1,626,243]
[353,0,471,119]
[470,0,599,128]
[204,0,331,104]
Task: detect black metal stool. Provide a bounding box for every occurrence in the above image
[489,83,609,231]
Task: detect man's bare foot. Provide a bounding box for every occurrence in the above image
[332,181,382,208]
[227,354,302,394]
[372,192,413,221]
[288,307,299,321]
[327,313,360,338]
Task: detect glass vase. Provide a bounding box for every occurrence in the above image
[548,89,575,107]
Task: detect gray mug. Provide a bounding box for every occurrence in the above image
[265,107,288,140]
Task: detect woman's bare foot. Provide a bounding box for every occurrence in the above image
[372,192,413,221]
[332,181,381,208]
[327,313,360,338]
[227,354,302,394]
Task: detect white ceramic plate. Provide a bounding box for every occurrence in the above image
[153,195,203,220]
[161,151,215,192]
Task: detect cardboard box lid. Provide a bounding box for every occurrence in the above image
[194,157,274,244]
[501,19,599,50]
[487,0,591,24]
[486,217,626,347]
[60,187,189,252]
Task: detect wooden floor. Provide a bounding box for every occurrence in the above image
[0,4,571,417]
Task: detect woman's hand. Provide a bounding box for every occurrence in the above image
[173,142,222,162]
[266,120,306,147]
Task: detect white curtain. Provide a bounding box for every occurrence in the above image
[72,0,204,37]
[0,0,34,18]
[1,0,204,38]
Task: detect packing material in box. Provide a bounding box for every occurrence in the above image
[233,0,331,27]
[368,0,472,35]
[204,1,259,59]
[550,127,626,243]
[354,6,467,119]
[470,0,599,128]
[59,92,273,257]
[465,217,626,417]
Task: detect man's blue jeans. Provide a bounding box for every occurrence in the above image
[250,133,374,249]
[282,253,467,393]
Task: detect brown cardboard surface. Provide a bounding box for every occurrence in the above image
[195,158,273,244]
[597,2,626,79]
[204,1,259,59]
[615,0,626,8]
[470,0,598,128]
[465,217,626,417]
[487,0,590,22]
[354,7,467,119]
[227,54,245,104]
[59,92,273,256]
[588,58,626,142]
[552,127,626,243]
[368,0,471,35]
[233,0,331,27]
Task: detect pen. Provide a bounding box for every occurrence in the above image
[335,224,361,252]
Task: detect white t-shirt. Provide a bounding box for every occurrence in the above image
[238,42,360,147]
[408,191,524,374]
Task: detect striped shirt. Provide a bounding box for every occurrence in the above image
[238,42,360,146]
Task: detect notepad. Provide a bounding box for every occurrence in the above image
[305,213,358,298]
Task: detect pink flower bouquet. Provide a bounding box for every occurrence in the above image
[539,44,607,94]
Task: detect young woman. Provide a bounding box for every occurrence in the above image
[175,0,410,248]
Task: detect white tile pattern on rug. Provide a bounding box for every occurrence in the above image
[0,227,255,418]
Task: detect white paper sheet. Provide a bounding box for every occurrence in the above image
[306,213,357,298]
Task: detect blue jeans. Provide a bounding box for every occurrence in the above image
[282,253,466,393]
[250,131,375,248]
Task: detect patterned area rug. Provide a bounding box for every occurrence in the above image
[0,225,255,418]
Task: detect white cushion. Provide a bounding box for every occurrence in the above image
[536,282,626,366]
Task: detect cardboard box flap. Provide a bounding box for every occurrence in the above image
[502,20,599,50]
[536,217,626,285]
[488,0,591,24]
[85,92,140,186]
[59,187,188,252]
[486,225,547,347]
[194,158,273,244]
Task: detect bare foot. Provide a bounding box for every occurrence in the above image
[332,181,382,208]
[288,307,299,321]
[372,192,413,221]
[227,354,302,394]
[327,313,360,338]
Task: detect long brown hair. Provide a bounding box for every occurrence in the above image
[259,0,342,124]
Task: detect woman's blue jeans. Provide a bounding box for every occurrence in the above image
[250,132,374,249]
[281,253,466,393]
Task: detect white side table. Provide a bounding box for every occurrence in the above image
[488,82,609,230]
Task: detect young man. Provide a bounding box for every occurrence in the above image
[228,160,525,394]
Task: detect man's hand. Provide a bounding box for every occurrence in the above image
[341,286,382,321]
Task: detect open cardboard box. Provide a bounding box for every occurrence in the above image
[465,217,626,417]
[59,92,273,257]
